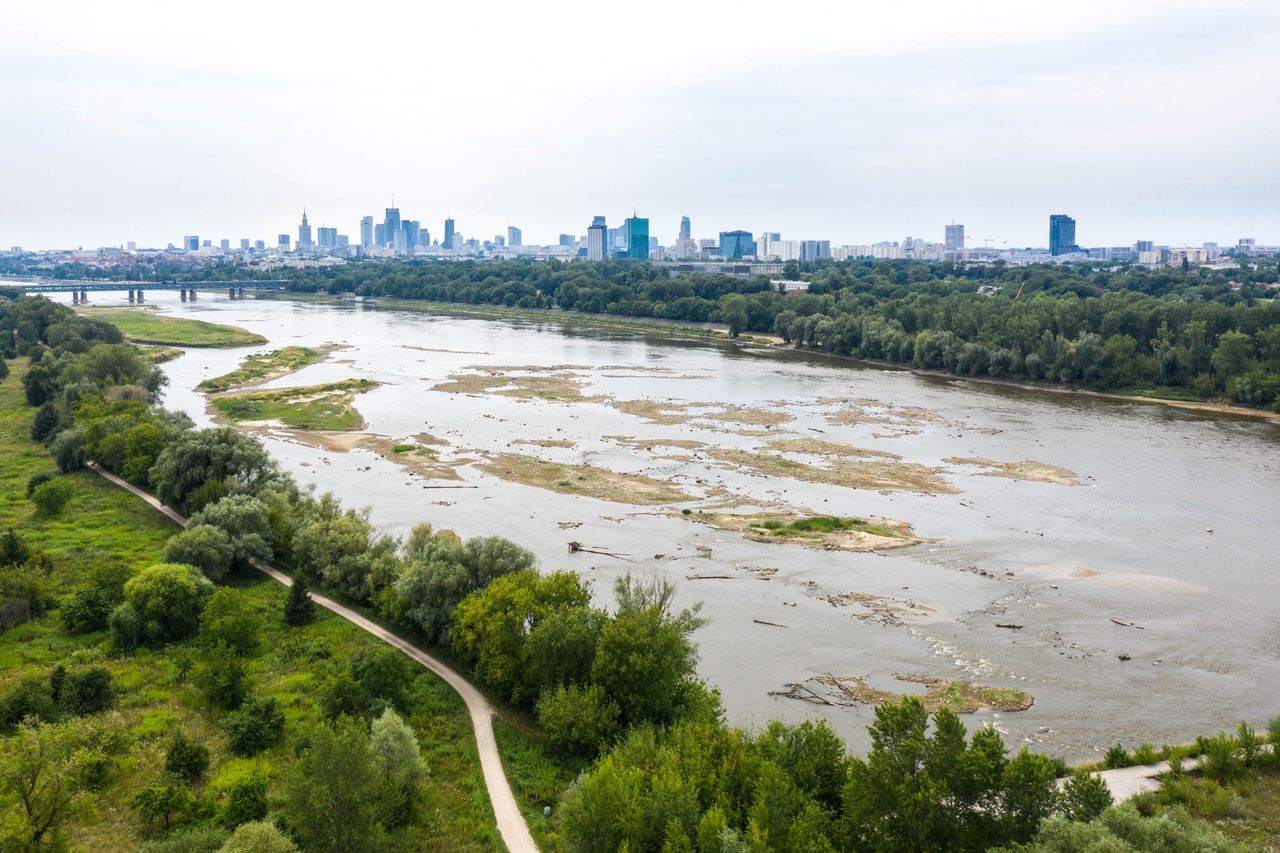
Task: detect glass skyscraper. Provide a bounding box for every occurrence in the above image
[719,230,755,260]
[1049,214,1077,256]
[624,217,649,259]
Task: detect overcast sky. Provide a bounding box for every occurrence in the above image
[3,0,1278,251]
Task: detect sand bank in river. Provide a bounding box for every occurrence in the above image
[818,398,951,433]
[430,372,601,402]
[706,448,957,494]
[945,456,1085,487]
[513,438,576,449]
[825,591,938,626]
[776,674,1033,714]
[276,431,469,480]
[765,438,902,460]
[209,379,378,431]
[606,436,708,451]
[682,512,922,552]
[476,452,693,504]
[611,398,793,428]
[197,344,344,392]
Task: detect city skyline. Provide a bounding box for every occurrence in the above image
[3,0,1279,249]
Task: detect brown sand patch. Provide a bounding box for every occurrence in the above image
[825,592,935,626]
[605,435,707,451]
[700,405,793,426]
[1070,567,1100,579]
[413,432,449,446]
[766,438,902,460]
[706,448,957,494]
[681,512,922,553]
[775,674,1033,714]
[276,431,466,480]
[476,453,692,505]
[513,438,576,449]
[431,372,600,402]
[610,399,696,425]
[822,398,950,431]
[945,456,1085,487]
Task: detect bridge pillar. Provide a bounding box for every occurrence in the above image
[190,289,197,301]
[79,289,88,303]
[127,290,133,302]
[238,288,245,299]
[229,287,236,299]
[136,289,144,302]
[71,291,79,304]
[180,289,187,301]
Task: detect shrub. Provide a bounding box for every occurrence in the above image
[283,577,316,626]
[1157,776,1243,820]
[108,601,143,651]
[58,667,116,715]
[1268,715,1280,769]
[25,472,55,497]
[199,588,261,655]
[31,477,75,517]
[133,778,195,829]
[162,525,235,582]
[164,734,210,784]
[0,676,59,732]
[219,820,297,853]
[1103,743,1130,769]
[1237,720,1262,768]
[1130,743,1158,765]
[224,696,284,755]
[219,772,269,829]
[122,562,214,646]
[137,825,229,853]
[49,428,86,472]
[1196,731,1242,782]
[350,645,412,712]
[194,641,248,709]
[31,401,62,442]
[1060,771,1112,822]
[536,683,621,755]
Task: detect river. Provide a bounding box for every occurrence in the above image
[67,291,1280,760]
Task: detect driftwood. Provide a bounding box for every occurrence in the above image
[566,541,631,560]
[768,682,850,706]
[1110,618,1145,629]
[418,484,479,489]
[686,575,735,580]
[753,619,787,628]
[995,623,1024,630]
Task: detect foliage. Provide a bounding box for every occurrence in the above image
[48,428,85,472]
[137,824,229,853]
[223,696,284,756]
[535,683,621,756]
[0,676,58,732]
[133,777,195,829]
[163,524,235,581]
[164,734,210,784]
[1104,743,1132,768]
[150,427,278,514]
[1010,803,1241,852]
[30,477,75,517]
[57,666,116,715]
[1196,731,1243,782]
[199,587,261,655]
[218,820,298,853]
[218,772,269,829]
[369,708,425,827]
[30,401,61,443]
[291,496,401,603]
[188,495,275,571]
[350,645,413,712]
[1060,771,1113,822]
[194,641,249,709]
[282,715,389,852]
[0,717,107,849]
[119,562,214,647]
[282,577,315,626]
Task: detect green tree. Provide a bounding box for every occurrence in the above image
[199,588,261,655]
[720,294,749,337]
[150,428,277,514]
[30,401,61,443]
[189,495,274,571]
[162,524,235,581]
[119,562,213,646]
[283,577,316,626]
[48,428,85,472]
[194,641,249,709]
[164,734,210,784]
[0,718,106,848]
[218,771,269,829]
[283,716,387,852]
[218,820,298,853]
[57,667,115,715]
[224,696,285,756]
[30,477,74,517]
[535,683,621,755]
[0,676,58,732]
[133,778,195,829]
[369,707,424,827]
[350,645,412,711]
[1210,330,1253,382]
[1059,771,1112,822]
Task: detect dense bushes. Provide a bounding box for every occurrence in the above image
[110,562,214,649]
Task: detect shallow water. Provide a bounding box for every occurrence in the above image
[67,292,1280,759]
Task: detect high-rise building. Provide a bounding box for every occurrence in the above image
[1135,240,1154,253]
[317,227,338,248]
[219,238,231,251]
[507,226,522,247]
[393,228,408,255]
[404,220,420,253]
[443,218,456,250]
[239,238,250,251]
[800,240,831,262]
[623,216,649,259]
[719,230,755,260]
[384,208,401,247]
[254,240,265,251]
[945,223,965,251]
[360,216,374,248]
[277,234,290,251]
[183,235,199,251]
[1049,214,1078,256]
[374,224,387,247]
[298,210,313,249]
[587,217,607,261]
[679,216,691,241]
[559,234,576,247]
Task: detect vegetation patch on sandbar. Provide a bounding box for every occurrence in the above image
[683,512,922,552]
[707,447,957,494]
[75,307,267,347]
[139,345,183,364]
[606,435,707,451]
[476,453,692,504]
[210,379,378,431]
[945,456,1085,486]
[777,674,1033,713]
[431,371,599,402]
[197,344,340,391]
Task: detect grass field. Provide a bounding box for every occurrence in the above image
[197,346,328,392]
[76,307,267,347]
[0,359,500,850]
[210,379,378,430]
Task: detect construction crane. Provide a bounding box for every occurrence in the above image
[1014,280,1027,300]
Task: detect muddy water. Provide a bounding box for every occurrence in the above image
[73,293,1280,760]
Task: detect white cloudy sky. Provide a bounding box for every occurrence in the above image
[3,0,1278,250]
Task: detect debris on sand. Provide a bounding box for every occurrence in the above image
[945,456,1085,487]
[681,512,923,553]
[825,591,936,625]
[513,438,576,449]
[771,673,1033,713]
[753,619,787,628]
[477,453,693,505]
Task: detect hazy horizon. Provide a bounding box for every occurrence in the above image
[4,0,1279,251]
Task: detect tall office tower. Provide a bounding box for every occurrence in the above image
[757,231,781,258]
[559,234,575,247]
[403,220,420,252]
[719,230,755,260]
[393,228,408,255]
[495,235,506,247]
[360,216,374,248]
[443,218,456,250]
[507,226,522,247]
[374,224,387,247]
[220,238,231,251]
[278,234,291,251]
[317,227,338,248]
[1135,240,1154,253]
[254,240,265,251]
[800,240,831,262]
[1049,214,1077,256]
[945,223,965,251]
[240,238,250,251]
[297,210,313,249]
[384,207,401,247]
[623,216,649,259]
[587,217,608,260]
[679,216,691,242]
[183,235,199,251]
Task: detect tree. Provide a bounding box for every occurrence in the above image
[291,501,401,603]
[0,676,58,732]
[188,495,274,571]
[162,524,235,581]
[523,605,606,694]
[720,294,749,337]
[31,477,75,517]
[218,772,269,829]
[1059,771,1112,823]
[199,588,261,655]
[535,683,620,755]
[194,641,249,709]
[224,696,285,756]
[0,718,105,848]
[133,778,195,830]
[150,428,277,514]
[1210,330,1253,382]
[120,562,214,646]
[48,428,85,472]
[22,361,58,406]
[369,708,424,827]
[218,820,298,853]
[283,577,316,626]
[57,667,115,715]
[30,401,61,443]
[164,734,210,784]
[283,716,387,852]
[350,645,413,711]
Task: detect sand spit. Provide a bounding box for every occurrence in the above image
[682,512,922,552]
[610,399,794,428]
[431,371,601,402]
[476,453,693,505]
[765,438,902,460]
[275,431,468,480]
[775,674,1033,714]
[945,456,1085,487]
[605,436,708,451]
[706,448,957,494]
[198,343,345,392]
[820,398,951,432]
[513,438,577,449]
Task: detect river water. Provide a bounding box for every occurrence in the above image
[68,292,1280,759]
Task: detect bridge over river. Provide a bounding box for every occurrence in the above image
[0,277,288,303]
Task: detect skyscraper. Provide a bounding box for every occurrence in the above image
[1135,240,1154,253]
[317,227,338,248]
[719,230,755,260]
[507,226,522,247]
[297,210,313,249]
[360,216,374,248]
[384,207,401,248]
[679,216,691,241]
[277,234,290,251]
[587,217,607,261]
[183,235,199,251]
[945,223,965,251]
[443,218,456,251]
[220,238,231,251]
[623,216,649,260]
[404,220,420,253]
[1049,214,1078,256]
[239,238,250,251]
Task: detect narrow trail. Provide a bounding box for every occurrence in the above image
[88,463,539,853]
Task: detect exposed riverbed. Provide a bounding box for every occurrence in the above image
[67,292,1280,760]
